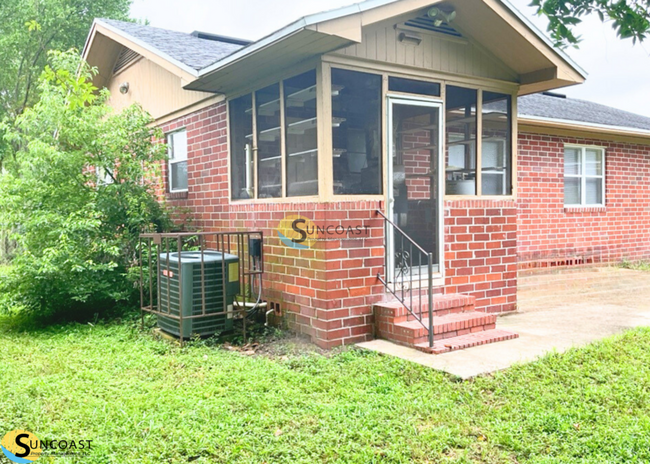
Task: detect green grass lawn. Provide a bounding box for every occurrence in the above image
[1,317,649,464]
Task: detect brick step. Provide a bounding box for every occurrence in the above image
[374,294,475,323]
[393,311,497,342]
[415,329,519,354]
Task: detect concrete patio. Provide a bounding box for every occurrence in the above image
[358,266,650,378]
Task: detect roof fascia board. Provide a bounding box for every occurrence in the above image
[519,115,650,139]
[82,21,98,59]
[90,19,200,82]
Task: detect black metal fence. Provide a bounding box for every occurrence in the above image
[138,231,264,345]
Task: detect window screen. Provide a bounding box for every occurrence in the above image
[168,129,188,192]
[332,68,382,195]
[389,77,441,97]
[284,70,318,197]
[230,94,253,199]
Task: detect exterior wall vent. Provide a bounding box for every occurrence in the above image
[113,47,140,74]
[403,15,462,38]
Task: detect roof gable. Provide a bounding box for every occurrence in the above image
[184,0,585,94]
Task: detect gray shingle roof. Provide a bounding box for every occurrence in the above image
[99,19,244,71]
[518,93,650,132]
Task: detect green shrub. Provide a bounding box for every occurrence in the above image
[0,50,172,316]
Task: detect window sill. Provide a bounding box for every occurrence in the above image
[564,205,606,213]
[168,190,189,200]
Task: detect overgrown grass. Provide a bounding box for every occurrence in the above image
[1,316,649,463]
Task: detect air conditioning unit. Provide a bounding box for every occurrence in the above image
[158,251,240,337]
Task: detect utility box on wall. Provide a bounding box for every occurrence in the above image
[158,251,240,338]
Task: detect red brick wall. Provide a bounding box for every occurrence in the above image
[444,200,517,313]
[517,132,650,268]
[156,102,388,348]
[153,101,518,347]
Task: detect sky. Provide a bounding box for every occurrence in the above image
[130,0,650,117]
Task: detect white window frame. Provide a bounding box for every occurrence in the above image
[96,166,114,186]
[167,129,188,193]
[564,144,606,207]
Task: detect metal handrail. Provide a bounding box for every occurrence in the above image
[376,210,435,348]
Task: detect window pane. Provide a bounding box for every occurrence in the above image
[256,84,282,198]
[564,147,581,175]
[564,177,581,205]
[388,77,440,96]
[332,68,382,195]
[445,86,477,195]
[481,91,511,195]
[585,149,603,176]
[230,94,253,199]
[170,130,187,161]
[586,178,603,205]
[285,70,318,197]
[171,161,188,191]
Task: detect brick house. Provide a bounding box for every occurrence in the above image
[82,0,650,352]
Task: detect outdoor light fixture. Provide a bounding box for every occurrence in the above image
[427,6,456,27]
[119,82,130,94]
[398,31,422,45]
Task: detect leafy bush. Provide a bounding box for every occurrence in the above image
[0,50,172,315]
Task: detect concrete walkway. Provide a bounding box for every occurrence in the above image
[358,266,650,379]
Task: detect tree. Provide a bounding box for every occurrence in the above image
[0,51,170,315]
[0,0,131,167]
[532,0,650,47]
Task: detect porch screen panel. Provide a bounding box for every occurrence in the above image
[481,91,512,195]
[284,70,318,197]
[256,84,282,198]
[331,68,382,195]
[445,86,477,195]
[388,77,440,97]
[230,94,253,199]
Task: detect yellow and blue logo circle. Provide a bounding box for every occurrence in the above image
[277,215,317,249]
[1,430,41,463]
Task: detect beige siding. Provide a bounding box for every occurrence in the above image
[107,58,214,120]
[332,23,518,83]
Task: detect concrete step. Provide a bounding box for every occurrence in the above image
[415,329,519,354]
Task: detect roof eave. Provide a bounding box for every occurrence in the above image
[519,115,650,142]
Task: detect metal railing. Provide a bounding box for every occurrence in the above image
[138,231,264,346]
[376,210,434,348]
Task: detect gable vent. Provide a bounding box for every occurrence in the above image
[113,47,140,74]
[404,14,462,38]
